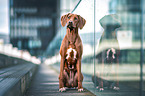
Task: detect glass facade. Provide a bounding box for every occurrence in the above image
[45,0,145,96]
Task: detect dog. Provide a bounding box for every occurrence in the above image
[94,14,121,91]
[59,13,86,92]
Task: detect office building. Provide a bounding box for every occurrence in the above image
[9,0,59,56]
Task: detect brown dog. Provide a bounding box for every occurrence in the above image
[59,13,86,92]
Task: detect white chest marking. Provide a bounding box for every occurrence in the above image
[66,48,77,59]
[106,48,116,59]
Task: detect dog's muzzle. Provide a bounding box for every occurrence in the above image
[67,21,75,31]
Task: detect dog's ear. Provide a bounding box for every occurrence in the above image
[77,15,86,29]
[61,13,70,27]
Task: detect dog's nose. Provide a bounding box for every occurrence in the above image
[69,21,73,25]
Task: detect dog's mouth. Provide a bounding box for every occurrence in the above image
[67,25,75,31]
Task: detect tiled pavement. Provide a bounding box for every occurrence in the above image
[25,64,95,96]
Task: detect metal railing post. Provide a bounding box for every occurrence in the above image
[94,0,96,88]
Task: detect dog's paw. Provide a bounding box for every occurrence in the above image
[59,87,66,92]
[78,88,83,92]
[113,86,120,90]
[96,86,104,92]
[99,88,104,92]
[96,86,99,89]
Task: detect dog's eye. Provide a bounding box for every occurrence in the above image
[68,16,70,19]
[74,17,77,20]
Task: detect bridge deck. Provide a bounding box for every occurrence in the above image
[25,64,95,96]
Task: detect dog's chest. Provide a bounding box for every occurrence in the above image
[65,47,77,70]
[66,48,77,60]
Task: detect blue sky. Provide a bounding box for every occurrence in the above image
[0,0,9,34]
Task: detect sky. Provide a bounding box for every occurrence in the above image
[0,0,9,34]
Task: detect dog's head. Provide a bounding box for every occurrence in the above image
[61,13,86,30]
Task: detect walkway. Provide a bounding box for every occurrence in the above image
[24,64,95,96]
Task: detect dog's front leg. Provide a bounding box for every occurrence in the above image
[59,57,66,92]
[77,58,83,92]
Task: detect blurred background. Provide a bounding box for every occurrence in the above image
[0,0,145,96]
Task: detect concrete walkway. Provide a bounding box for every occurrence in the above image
[25,64,95,96]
